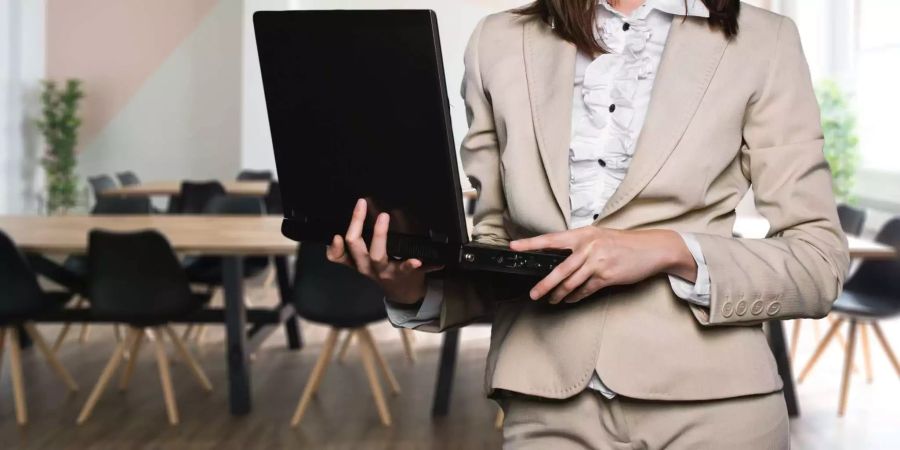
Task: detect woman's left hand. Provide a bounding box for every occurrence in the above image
[510,227,698,304]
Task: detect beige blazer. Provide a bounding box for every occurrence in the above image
[426,4,850,401]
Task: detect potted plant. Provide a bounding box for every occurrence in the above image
[36,79,84,215]
[816,79,860,204]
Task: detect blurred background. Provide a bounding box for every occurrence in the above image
[0,1,898,449]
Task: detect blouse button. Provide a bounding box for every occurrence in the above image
[593,214,600,220]
[608,104,616,113]
[598,159,606,167]
[622,22,631,31]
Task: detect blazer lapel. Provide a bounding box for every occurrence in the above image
[523,19,577,228]
[597,17,729,221]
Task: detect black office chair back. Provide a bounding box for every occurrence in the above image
[0,231,47,321]
[204,195,265,215]
[178,181,226,214]
[265,181,283,215]
[116,171,141,186]
[236,170,274,181]
[87,230,198,325]
[88,175,117,199]
[837,204,866,236]
[844,217,900,298]
[91,196,152,215]
[292,242,387,328]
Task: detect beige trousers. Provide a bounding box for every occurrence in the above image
[499,390,789,450]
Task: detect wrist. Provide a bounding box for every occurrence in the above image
[657,230,697,282]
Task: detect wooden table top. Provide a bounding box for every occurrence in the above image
[101,181,270,197]
[733,216,896,260]
[0,215,296,256]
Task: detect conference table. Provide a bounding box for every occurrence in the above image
[100,180,271,197]
[0,215,301,416]
[734,216,896,417]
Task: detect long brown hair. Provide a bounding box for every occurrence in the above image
[516,0,740,55]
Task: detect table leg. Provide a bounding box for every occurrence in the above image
[431,328,461,417]
[768,320,799,417]
[274,255,302,350]
[223,256,251,415]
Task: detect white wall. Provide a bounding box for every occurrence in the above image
[240,0,529,180]
[0,0,46,214]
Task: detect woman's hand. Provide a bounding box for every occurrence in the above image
[510,227,697,304]
[326,199,442,304]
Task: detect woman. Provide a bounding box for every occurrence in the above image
[329,0,849,448]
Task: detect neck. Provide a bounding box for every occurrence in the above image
[609,0,646,16]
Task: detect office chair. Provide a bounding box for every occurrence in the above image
[177,181,226,214]
[236,169,274,181]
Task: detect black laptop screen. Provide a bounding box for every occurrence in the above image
[253,10,467,245]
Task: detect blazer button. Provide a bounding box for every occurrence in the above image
[766,302,782,316]
[735,300,748,316]
[751,300,764,316]
[722,302,734,318]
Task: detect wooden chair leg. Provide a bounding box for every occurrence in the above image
[150,327,179,425]
[0,328,6,382]
[23,323,79,392]
[337,330,354,363]
[870,322,900,377]
[291,328,339,426]
[114,324,123,343]
[799,317,844,383]
[357,328,392,426]
[359,328,400,395]
[182,325,195,341]
[77,329,135,424]
[495,408,505,429]
[193,325,208,344]
[400,329,416,363]
[7,327,28,425]
[838,320,859,416]
[78,323,91,344]
[789,319,802,365]
[164,325,213,391]
[53,322,72,352]
[860,323,874,384]
[119,327,145,391]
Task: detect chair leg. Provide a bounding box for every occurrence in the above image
[52,322,72,352]
[838,320,859,416]
[150,327,179,425]
[23,323,79,392]
[870,322,900,377]
[495,408,505,429]
[182,325,195,341]
[77,329,135,424]
[337,330,354,363]
[7,327,28,425]
[860,323,874,384]
[359,328,400,395]
[357,327,392,426]
[290,328,339,426]
[78,323,91,344]
[789,319,802,365]
[163,325,213,392]
[799,317,845,383]
[114,324,123,343]
[119,327,145,391]
[400,329,416,363]
[0,328,6,383]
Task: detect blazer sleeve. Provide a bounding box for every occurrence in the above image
[422,17,532,332]
[688,17,851,327]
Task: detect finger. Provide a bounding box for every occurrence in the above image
[564,277,607,304]
[548,265,594,304]
[369,213,390,272]
[528,250,588,300]
[510,231,575,252]
[345,198,367,241]
[325,235,351,265]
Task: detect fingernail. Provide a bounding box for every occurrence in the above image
[529,290,538,300]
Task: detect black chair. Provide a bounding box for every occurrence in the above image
[0,230,79,425]
[177,181,226,214]
[798,217,900,416]
[837,204,867,236]
[76,230,213,425]
[265,180,283,215]
[115,171,141,187]
[87,175,117,204]
[236,169,274,181]
[289,242,399,427]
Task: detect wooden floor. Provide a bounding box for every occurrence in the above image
[1,281,899,449]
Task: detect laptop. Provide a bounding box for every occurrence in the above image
[253,9,569,276]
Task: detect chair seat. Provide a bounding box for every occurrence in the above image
[832,290,900,319]
[183,256,269,285]
[0,291,74,325]
[88,293,213,327]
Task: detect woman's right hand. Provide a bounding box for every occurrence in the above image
[326,199,441,304]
